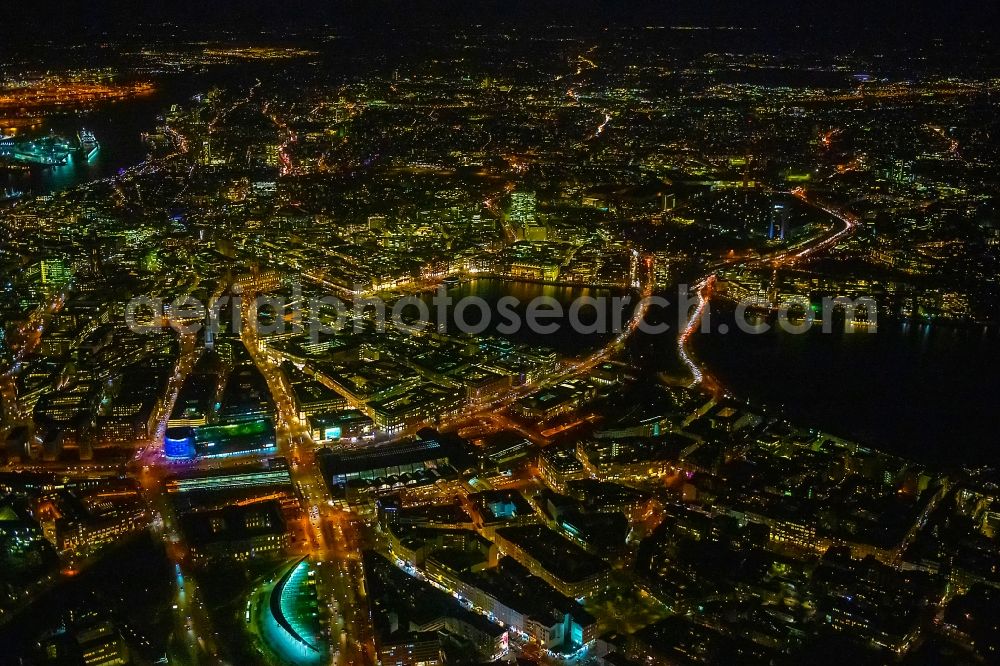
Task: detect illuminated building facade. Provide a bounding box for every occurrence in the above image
[259,558,327,665]
[181,500,289,563]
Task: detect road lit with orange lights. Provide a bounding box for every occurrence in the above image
[240,292,376,665]
[678,190,860,392]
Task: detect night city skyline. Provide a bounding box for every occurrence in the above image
[1,4,1000,665]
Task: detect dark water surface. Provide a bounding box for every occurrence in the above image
[692,303,1000,466]
[434,280,1000,466]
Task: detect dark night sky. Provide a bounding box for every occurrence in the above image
[6,1,999,42]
